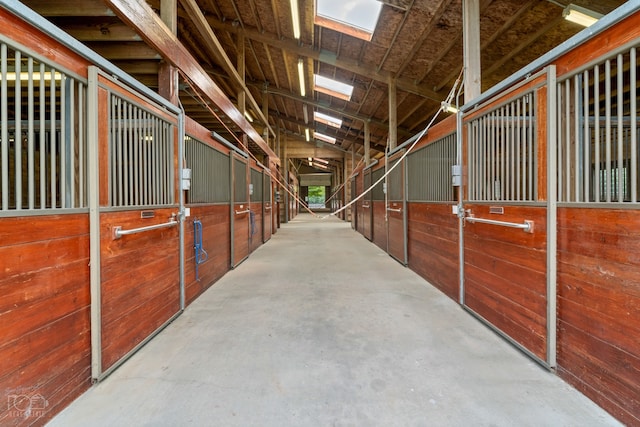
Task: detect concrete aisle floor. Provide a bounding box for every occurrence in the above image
[48,213,620,427]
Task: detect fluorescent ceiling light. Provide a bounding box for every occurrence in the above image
[290,0,301,39]
[314,111,342,128]
[312,162,328,169]
[315,0,382,41]
[315,132,336,144]
[314,74,353,101]
[313,158,329,164]
[244,111,254,122]
[563,4,602,27]
[298,59,306,97]
[305,128,310,142]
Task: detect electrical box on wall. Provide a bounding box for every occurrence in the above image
[451,165,462,187]
[182,168,192,191]
[249,183,254,195]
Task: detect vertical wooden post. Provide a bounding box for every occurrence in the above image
[237,32,246,116]
[463,0,481,102]
[388,74,397,151]
[364,120,370,166]
[158,0,178,105]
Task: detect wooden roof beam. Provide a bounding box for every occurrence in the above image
[206,17,446,101]
[103,0,279,164]
[178,0,276,139]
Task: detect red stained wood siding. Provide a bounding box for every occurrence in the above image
[0,214,91,427]
[372,201,387,252]
[407,203,459,301]
[557,208,640,426]
[99,208,180,371]
[463,205,548,360]
[250,202,263,253]
[184,205,231,306]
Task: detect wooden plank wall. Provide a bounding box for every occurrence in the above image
[100,208,181,370]
[372,201,387,252]
[184,205,231,305]
[0,214,91,427]
[407,204,459,301]
[463,205,547,360]
[250,202,263,253]
[556,208,640,425]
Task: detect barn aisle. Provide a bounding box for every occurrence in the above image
[48,214,619,426]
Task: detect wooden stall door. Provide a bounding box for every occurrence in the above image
[386,152,407,265]
[461,72,553,367]
[231,153,250,267]
[263,172,273,242]
[93,69,181,379]
[362,168,373,241]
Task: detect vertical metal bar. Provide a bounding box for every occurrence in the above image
[528,93,534,200]
[153,115,159,205]
[1,43,7,211]
[69,78,75,208]
[632,48,637,203]
[27,57,34,209]
[605,59,612,203]
[490,111,495,200]
[133,106,139,206]
[116,97,122,206]
[468,122,474,200]
[39,62,45,208]
[509,100,515,200]
[583,70,590,202]
[87,66,102,379]
[617,53,624,202]
[594,65,600,202]
[556,82,563,202]
[500,106,505,200]
[50,66,56,208]
[15,50,22,210]
[516,97,521,201]
[574,74,580,202]
[564,81,571,201]
[79,82,85,207]
[546,65,558,368]
[60,73,66,209]
[142,109,148,205]
[127,102,134,206]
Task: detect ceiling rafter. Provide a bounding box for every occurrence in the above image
[206,17,446,101]
[395,0,454,76]
[178,0,275,137]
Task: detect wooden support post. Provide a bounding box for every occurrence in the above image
[388,74,397,151]
[364,120,371,166]
[158,0,178,105]
[237,32,246,117]
[463,0,481,102]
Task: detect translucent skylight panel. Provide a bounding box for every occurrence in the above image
[314,74,354,101]
[315,132,336,144]
[316,0,382,40]
[314,111,343,128]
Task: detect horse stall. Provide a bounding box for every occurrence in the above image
[0,10,93,424]
[550,11,640,423]
[361,165,373,240]
[385,149,408,265]
[183,118,232,303]
[370,161,387,252]
[405,116,459,301]
[0,5,187,424]
[249,161,264,253]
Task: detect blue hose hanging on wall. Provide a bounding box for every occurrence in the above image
[193,219,208,281]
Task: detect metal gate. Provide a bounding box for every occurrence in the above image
[88,67,182,380]
[386,150,407,265]
[460,67,556,368]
